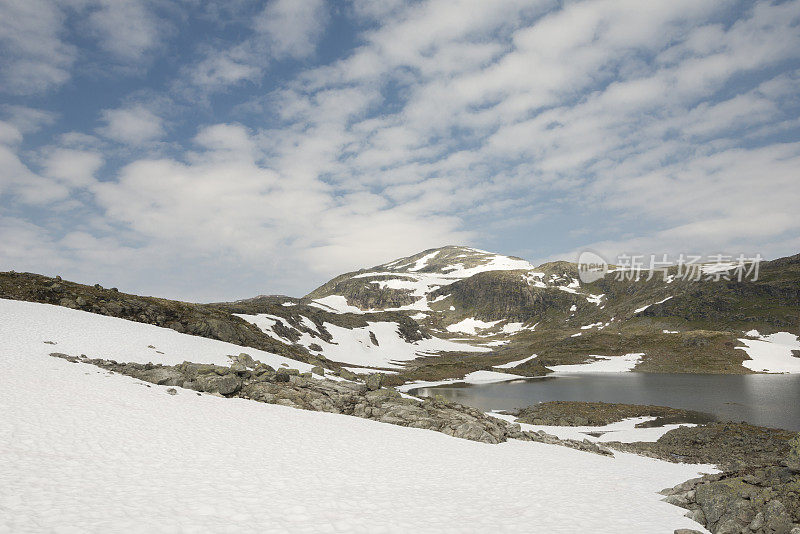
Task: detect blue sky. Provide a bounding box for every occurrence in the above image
[1,0,799,301]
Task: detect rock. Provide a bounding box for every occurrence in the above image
[763,500,792,534]
[230,362,248,375]
[166,388,177,395]
[311,366,324,376]
[674,530,704,534]
[365,373,382,391]
[338,368,358,381]
[75,296,87,307]
[197,374,241,395]
[234,353,256,368]
[785,433,800,473]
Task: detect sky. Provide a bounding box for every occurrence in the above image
[1,0,799,302]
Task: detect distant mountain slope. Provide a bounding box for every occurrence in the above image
[304,246,535,312]
[300,246,800,377]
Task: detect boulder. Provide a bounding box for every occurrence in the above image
[365,373,382,391]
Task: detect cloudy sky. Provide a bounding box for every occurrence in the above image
[1,0,799,301]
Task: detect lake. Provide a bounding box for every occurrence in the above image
[409,372,800,431]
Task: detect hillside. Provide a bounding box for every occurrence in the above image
[2,247,799,384]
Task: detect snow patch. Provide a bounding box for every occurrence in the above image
[446,318,502,335]
[494,354,538,369]
[736,332,800,374]
[549,353,644,373]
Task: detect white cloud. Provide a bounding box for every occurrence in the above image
[42,148,103,188]
[98,106,165,145]
[254,0,329,60]
[0,0,75,94]
[86,0,165,61]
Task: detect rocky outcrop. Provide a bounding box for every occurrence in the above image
[611,422,796,471]
[661,467,800,534]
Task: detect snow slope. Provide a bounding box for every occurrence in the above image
[1,308,714,533]
[0,299,316,372]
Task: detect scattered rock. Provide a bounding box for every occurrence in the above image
[166,388,177,395]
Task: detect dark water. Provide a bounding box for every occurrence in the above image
[410,373,800,431]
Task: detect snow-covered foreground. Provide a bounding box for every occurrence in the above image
[737,331,800,373]
[0,299,716,532]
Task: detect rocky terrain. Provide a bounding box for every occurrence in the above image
[512,401,714,427]
[609,423,800,534]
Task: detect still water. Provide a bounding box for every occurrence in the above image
[410,373,800,431]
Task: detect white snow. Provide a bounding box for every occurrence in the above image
[445,318,502,335]
[494,354,537,369]
[586,294,605,306]
[634,296,673,314]
[0,299,715,533]
[2,299,316,372]
[281,301,296,307]
[571,333,582,337]
[580,322,604,330]
[342,366,399,375]
[500,322,526,334]
[549,353,644,373]
[736,332,800,373]
[663,330,680,334]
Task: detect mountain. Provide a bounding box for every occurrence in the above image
[2,247,798,385]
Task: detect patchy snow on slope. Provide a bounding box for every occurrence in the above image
[634,296,673,314]
[237,313,490,369]
[0,299,316,373]
[494,354,538,369]
[488,413,701,445]
[446,318,503,335]
[398,370,529,392]
[408,250,441,271]
[586,294,605,306]
[736,332,800,373]
[234,313,295,343]
[549,353,644,373]
[309,295,367,314]
[0,336,714,533]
